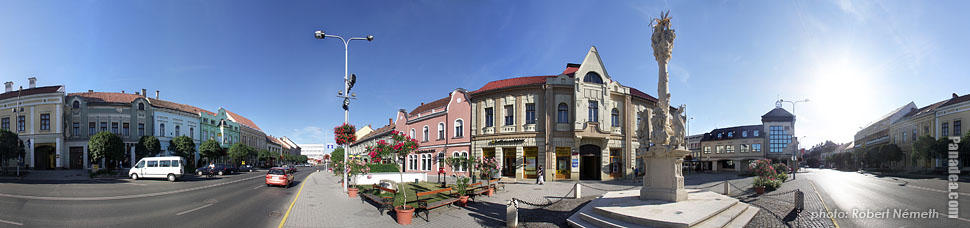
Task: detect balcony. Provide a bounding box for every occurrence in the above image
[523,124,536,132]
[483,126,495,134]
[501,125,516,133]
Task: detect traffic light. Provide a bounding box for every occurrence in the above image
[347,74,357,91]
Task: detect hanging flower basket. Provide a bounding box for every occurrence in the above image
[334,123,357,145]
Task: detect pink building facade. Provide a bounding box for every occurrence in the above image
[394,88,471,177]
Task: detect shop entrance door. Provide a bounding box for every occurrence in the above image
[502,149,516,177]
[579,144,601,180]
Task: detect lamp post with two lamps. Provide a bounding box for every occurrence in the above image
[777,98,809,180]
[314,30,373,193]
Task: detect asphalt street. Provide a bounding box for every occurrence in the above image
[0,166,322,228]
[805,168,970,228]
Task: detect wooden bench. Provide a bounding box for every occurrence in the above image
[360,184,396,214]
[466,182,491,202]
[415,187,459,222]
[488,178,505,191]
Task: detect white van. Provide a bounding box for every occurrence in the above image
[129,156,185,182]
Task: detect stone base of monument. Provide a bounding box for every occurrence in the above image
[566,189,758,228]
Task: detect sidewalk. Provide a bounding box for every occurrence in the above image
[281,171,501,228]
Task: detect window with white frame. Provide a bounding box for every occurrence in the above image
[437,123,445,140]
[454,119,464,138]
[504,105,514,126]
[421,154,432,171]
[422,126,429,142]
[611,108,620,127]
[525,103,536,124]
[588,101,598,122]
[703,146,711,154]
[410,128,416,138]
[740,144,750,153]
[408,154,418,171]
[557,103,569,123]
[716,145,724,153]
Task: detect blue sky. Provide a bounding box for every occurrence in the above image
[1,0,968,147]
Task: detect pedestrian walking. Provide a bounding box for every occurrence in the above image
[633,167,639,183]
[536,165,545,185]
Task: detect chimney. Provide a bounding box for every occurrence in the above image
[121,90,125,94]
[155,90,159,99]
[421,102,424,106]
[88,89,94,93]
[141,89,147,97]
[954,93,960,98]
[3,82,11,93]
[389,118,393,125]
[28,77,36,89]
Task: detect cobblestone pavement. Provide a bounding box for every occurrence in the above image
[740,175,837,228]
[282,171,831,227]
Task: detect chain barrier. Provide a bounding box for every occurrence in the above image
[578,183,641,192]
[511,184,577,209]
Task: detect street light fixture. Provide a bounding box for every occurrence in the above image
[314,30,373,194]
[777,98,809,180]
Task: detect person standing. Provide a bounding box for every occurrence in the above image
[633,166,640,183]
[536,165,545,185]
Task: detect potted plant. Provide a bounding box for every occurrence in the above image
[749,159,780,194]
[478,157,499,196]
[455,176,470,206]
[345,158,369,198]
[367,131,418,225]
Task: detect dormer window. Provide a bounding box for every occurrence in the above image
[727,132,733,137]
[717,133,722,139]
[138,103,145,110]
[72,101,80,109]
[583,72,604,84]
[742,131,748,137]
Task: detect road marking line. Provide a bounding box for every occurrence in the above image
[125,183,148,186]
[0,175,264,201]
[254,185,263,190]
[811,181,840,228]
[176,204,213,216]
[0,218,22,226]
[278,172,312,228]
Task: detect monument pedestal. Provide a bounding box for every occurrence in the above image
[639,148,689,202]
[566,189,759,228]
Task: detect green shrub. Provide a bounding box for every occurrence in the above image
[772,163,790,174]
[776,172,788,182]
[753,176,781,190]
[367,163,400,173]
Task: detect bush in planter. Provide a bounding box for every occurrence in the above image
[773,162,789,174]
[753,176,781,190]
[367,163,400,173]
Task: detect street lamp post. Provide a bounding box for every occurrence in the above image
[314,30,373,193]
[777,98,809,180]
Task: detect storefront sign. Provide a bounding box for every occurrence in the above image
[572,159,579,168]
[555,147,570,157]
[488,139,525,145]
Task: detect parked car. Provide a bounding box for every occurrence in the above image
[199,164,232,175]
[265,167,294,187]
[238,164,255,172]
[129,156,185,182]
[286,165,297,172]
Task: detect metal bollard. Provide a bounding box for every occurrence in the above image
[794,190,804,212]
[507,199,519,228]
[574,183,582,199]
[723,181,730,195]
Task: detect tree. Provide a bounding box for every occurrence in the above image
[136,136,162,159]
[246,145,258,163]
[881,144,904,168]
[331,147,344,164]
[0,130,26,172]
[199,140,225,164]
[227,143,250,165]
[170,136,197,169]
[257,149,273,167]
[366,131,418,209]
[89,131,125,169]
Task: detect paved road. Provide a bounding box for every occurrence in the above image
[806,168,970,228]
[0,166,322,227]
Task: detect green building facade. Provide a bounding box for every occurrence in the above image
[199,108,239,148]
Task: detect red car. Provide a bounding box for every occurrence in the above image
[265,167,294,188]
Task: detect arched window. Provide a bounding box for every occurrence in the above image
[583,72,604,84]
[422,126,429,141]
[611,108,620,127]
[437,152,445,169]
[159,123,165,136]
[437,123,445,140]
[72,101,80,109]
[410,129,416,138]
[138,103,145,110]
[557,103,569,123]
[454,119,464,138]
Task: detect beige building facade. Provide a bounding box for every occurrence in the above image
[1,78,66,169]
[470,47,662,181]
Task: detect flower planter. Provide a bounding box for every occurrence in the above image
[395,206,415,225]
[755,186,765,194]
[348,188,359,198]
[459,195,470,206]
